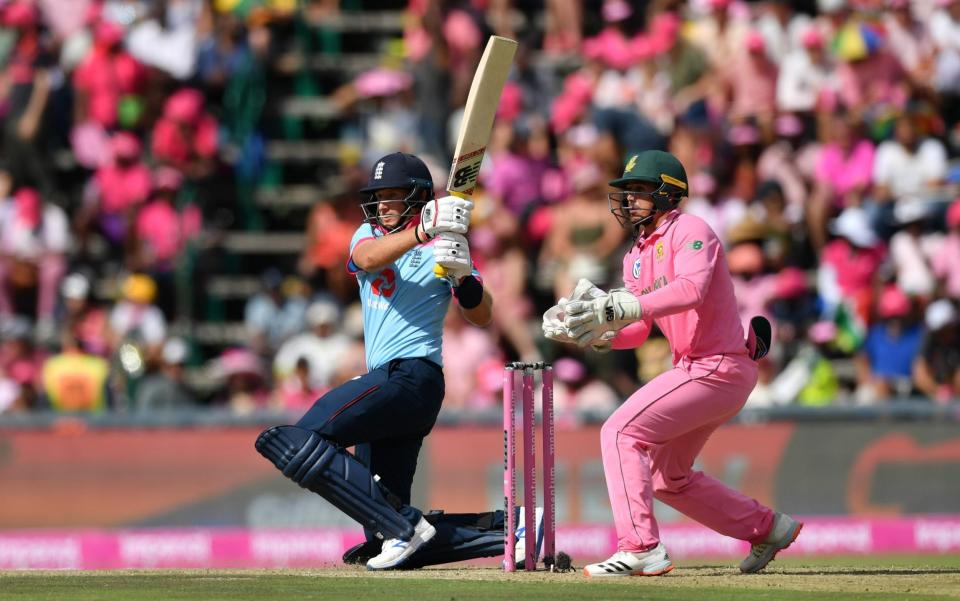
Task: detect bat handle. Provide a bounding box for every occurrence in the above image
[433,191,471,279]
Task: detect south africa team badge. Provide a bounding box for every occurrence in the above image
[655,241,665,261]
[633,258,641,278]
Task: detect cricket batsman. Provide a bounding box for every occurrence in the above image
[256,153,540,570]
[543,150,801,576]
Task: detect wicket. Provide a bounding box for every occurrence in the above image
[503,362,555,572]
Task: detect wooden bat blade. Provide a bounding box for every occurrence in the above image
[446,35,518,198]
[436,36,517,279]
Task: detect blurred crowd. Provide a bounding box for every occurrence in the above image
[0,0,296,414]
[0,0,959,418]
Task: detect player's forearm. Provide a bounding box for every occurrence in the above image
[459,286,493,326]
[352,228,420,272]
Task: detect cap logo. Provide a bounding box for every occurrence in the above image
[374,162,385,180]
[661,173,687,190]
[625,155,639,173]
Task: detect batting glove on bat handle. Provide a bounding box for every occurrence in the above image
[431,193,473,278]
[420,195,473,240]
[434,232,474,281]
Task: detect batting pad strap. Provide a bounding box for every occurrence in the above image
[255,425,415,541]
[453,275,484,309]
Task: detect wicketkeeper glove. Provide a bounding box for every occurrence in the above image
[563,288,643,348]
[542,279,610,346]
[542,298,574,343]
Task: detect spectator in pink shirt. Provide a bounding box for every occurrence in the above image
[484,118,552,219]
[133,167,201,272]
[882,0,935,81]
[728,243,778,338]
[72,19,147,129]
[77,131,152,255]
[835,32,909,114]
[273,357,324,414]
[807,111,875,250]
[723,31,779,128]
[133,167,201,316]
[151,88,219,177]
[440,308,502,411]
[819,207,887,323]
[757,115,816,223]
[0,187,68,334]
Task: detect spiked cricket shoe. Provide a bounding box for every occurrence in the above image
[583,543,673,577]
[366,516,436,570]
[740,512,803,573]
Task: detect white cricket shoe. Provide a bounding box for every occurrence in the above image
[740,512,803,573]
[514,506,544,569]
[583,543,673,577]
[365,516,437,570]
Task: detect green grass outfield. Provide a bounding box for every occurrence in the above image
[3,556,960,601]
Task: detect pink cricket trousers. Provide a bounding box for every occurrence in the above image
[600,352,774,552]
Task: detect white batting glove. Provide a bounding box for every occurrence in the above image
[563,288,643,348]
[418,195,473,240]
[433,232,473,281]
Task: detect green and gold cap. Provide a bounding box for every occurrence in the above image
[609,150,688,193]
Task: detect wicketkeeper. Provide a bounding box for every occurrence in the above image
[543,150,801,577]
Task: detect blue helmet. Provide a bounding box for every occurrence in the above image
[359,153,434,233]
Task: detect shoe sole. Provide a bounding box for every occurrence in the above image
[742,522,804,574]
[583,563,674,577]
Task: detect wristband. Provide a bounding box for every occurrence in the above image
[414,226,425,244]
[453,275,483,309]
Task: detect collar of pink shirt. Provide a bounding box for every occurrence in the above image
[635,209,682,249]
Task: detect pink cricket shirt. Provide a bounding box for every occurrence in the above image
[611,211,748,364]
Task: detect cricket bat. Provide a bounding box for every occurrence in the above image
[434,35,518,278]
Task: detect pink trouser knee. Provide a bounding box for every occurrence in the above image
[600,353,774,552]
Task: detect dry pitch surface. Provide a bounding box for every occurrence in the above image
[3,556,960,600]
